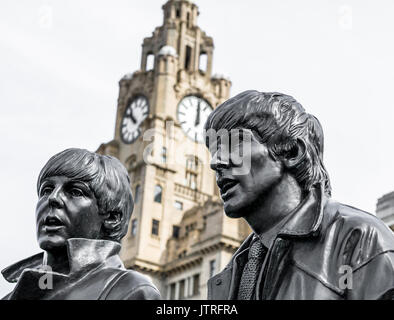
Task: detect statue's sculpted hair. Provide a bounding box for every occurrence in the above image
[37,148,134,241]
[204,90,331,196]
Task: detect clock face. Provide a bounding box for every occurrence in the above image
[120,95,149,144]
[177,95,213,143]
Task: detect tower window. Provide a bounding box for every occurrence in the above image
[179,279,185,299]
[161,147,167,164]
[185,156,198,189]
[172,225,180,238]
[135,185,141,203]
[146,53,154,71]
[131,219,138,236]
[154,185,162,203]
[184,45,192,70]
[169,283,176,299]
[176,8,180,18]
[199,53,207,72]
[174,200,183,210]
[186,277,191,297]
[192,274,200,296]
[151,219,160,236]
[209,259,216,278]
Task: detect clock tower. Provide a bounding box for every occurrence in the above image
[97,0,250,299]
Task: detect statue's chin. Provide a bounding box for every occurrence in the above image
[223,193,261,219]
[223,201,246,219]
[38,234,67,252]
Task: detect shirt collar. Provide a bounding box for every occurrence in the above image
[2,238,123,283]
[255,215,288,248]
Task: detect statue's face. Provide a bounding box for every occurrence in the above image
[36,176,103,252]
[209,129,283,218]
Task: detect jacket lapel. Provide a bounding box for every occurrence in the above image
[258,238,292,300]
[208,268,233,300]
[7,269,68,300]
[208,234,253,300]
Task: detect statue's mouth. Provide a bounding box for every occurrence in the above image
[42,216,65,232]
[218,178,238,200]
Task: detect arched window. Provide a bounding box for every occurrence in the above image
[154,185,162,203]
[199,52,207,72]
[146,53,154,71]
[184,45,192,70]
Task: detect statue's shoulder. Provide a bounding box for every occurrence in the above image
[324,199,394,254]
[333,200,390,232]
[101,268,161,300]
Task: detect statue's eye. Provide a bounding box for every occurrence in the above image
[41,187,53,197]
[69,188,84,197]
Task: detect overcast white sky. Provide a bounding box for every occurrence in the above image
[1,0,394,296]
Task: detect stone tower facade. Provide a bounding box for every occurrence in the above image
[97,0,250,299]
[376,191,394,231]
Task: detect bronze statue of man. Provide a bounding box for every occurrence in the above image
[204,90,394,300]
[2,148,161,300]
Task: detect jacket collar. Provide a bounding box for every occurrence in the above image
[277,183,326,238]
[2,238,123,283]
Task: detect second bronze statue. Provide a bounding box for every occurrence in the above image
[204,90,394,300]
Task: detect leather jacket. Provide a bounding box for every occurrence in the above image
[208,185,394,300]
[2,238,161,300]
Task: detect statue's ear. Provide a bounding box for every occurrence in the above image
[102,211,123,232]
[282,138,307,169]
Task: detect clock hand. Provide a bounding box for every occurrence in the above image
[129,108,137,124]
[195,101,201,126]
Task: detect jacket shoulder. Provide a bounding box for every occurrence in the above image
[334,201,393,236]
[102,269,161,300]
[324,199,394,265]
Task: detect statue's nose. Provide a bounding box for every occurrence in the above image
[48,188,64,209]
[210,149,231,171]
